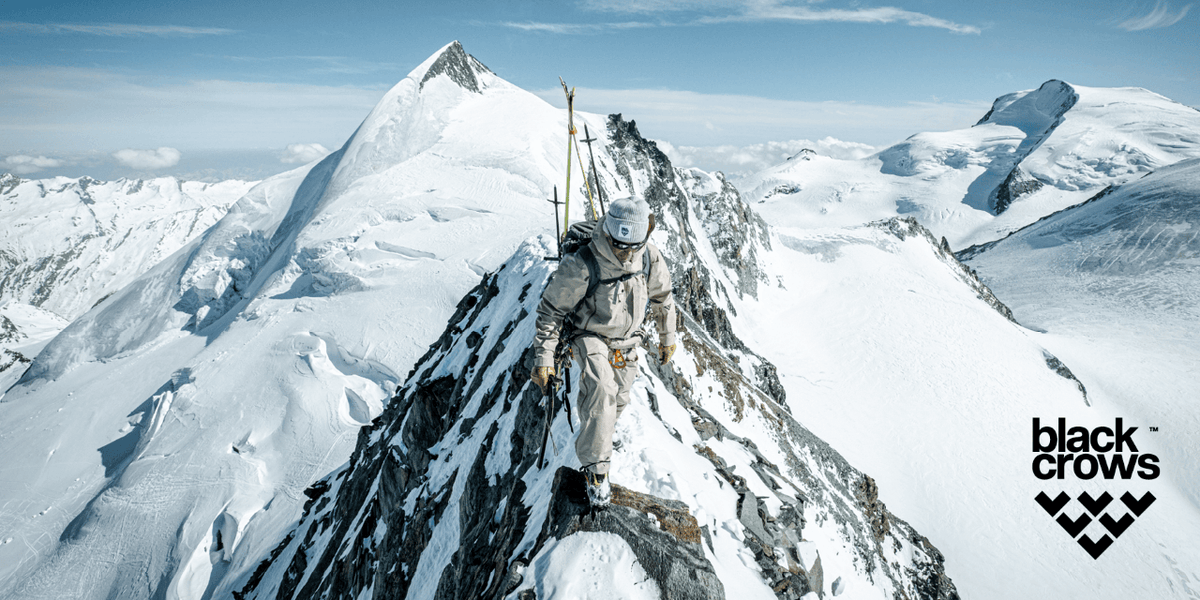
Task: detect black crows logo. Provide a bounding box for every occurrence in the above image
[1032,418,1160,559]
[1035,491,1156,558]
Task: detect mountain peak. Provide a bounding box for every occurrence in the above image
[975,79,1078,130]
[417,40,492,94]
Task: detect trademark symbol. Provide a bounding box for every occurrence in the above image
[1150,427,1159,432]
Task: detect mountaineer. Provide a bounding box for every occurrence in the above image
[530,196,677,507]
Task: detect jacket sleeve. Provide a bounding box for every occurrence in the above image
[533,253,589,367]
[647,244,677,347]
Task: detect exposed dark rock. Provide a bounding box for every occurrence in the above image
[1,173,23,195]
[607,113,784,406]
[855,475,890,543]
[528,467,724,600]
[1044,352,1089,404]
[992,167,1045,215]
[420,41,492,94]
[0,315,22,344]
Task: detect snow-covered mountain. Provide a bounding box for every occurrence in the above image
[739,80,1200,249]
[2,42,1198,600]
[0,41,961,600]
[231,114,961,600]
[0,173,255,390]
[0,174,254,321]
[960,158,1200,509]
[0,41,564,599]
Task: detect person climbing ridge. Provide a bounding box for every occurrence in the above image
[530,196,677,507]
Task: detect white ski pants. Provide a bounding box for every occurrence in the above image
[572,335,638,475]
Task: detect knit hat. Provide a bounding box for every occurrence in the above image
[604,197,650,244]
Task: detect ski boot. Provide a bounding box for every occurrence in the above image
[585,470,611,508]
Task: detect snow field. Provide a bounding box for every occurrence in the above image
[731,220,1200,598]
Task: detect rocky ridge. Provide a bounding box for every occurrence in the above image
[234,118,959,600]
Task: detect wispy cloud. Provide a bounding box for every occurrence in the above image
[498,21,658,34]
[1118,1,1192,30]
[4,154,65,175]
[579,0,746,12]
[199,54,399,75]
[0,21,236,37]
[700,4,981,34]
[567,0,980,34]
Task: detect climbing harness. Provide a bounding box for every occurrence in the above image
[609,348,627,370]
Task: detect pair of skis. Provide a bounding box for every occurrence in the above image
[549,78,608,260]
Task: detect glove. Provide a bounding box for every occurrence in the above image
[531,366,555,394]
[658,343,676,365]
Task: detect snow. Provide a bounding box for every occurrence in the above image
[507,532,661,600]
[963,158,1200,507]
[731,219,1200,598]
[3,43,1199,600]
[739,80,1200,249]
[0,175,255,322]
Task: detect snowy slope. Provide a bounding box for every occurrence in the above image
[0,173,255,321]
[735,216,1200,598]
[0,303,69,392]
[0,173,254,389]
[739,80,1200,249]
[960,158,1200,509]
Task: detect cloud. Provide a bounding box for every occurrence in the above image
[531,86,990,148]
[113,147,182,169]
[1118,1,1192,30]
[579,0,754,12]
[657,138,879,178]
[199,54,398,75]
[498,21,657,34]
[704,5,982,34]
[0,66,383,152]
[4,154,65,175]
[571,0,980,34]
[0,21,237,37]
[281,143,332,164]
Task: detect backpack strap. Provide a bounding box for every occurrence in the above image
[577,244,602,305]
[574,243,652,311]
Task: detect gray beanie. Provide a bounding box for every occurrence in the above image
[604,197,650,243]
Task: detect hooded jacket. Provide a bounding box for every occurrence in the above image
[534,223,676,367]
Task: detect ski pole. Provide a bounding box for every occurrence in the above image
[582,124,606,216]
[546,186,562,261]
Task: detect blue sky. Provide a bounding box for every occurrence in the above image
[2,0,1196,180]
